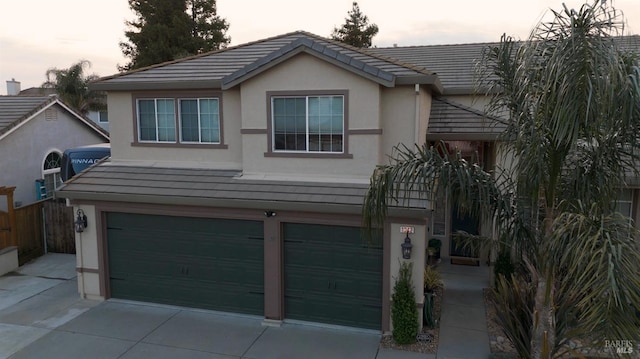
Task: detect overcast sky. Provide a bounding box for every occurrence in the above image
[1,0,639,95]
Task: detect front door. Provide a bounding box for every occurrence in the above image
[450,205,479,258]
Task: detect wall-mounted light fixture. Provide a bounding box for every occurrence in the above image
[401,233,413,259]
[264,210,277,218]
[75,209,88,233]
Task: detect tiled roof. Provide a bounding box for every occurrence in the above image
[0,95,109,140]
[0,96,56,135]
[427,97,506,140]
[369,35,640,95]
[57,162,428,215]
[91,31,440,92]
[370,42,492,95]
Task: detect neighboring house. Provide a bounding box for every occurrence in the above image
[6,80,110,132]
[0,94,109,211]
[56,31,640,333]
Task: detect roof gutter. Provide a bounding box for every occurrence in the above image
[90,79,224,92]
[57,190,428,218]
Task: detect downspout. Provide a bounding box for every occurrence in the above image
[414,84,421,145]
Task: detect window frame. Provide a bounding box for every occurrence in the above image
[178,98,221,144]
[131,91,227,149]
[266,90,352,158]
[42,151,62,198]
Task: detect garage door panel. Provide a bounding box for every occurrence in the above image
[107,213,264,315]
[284,223,383,330]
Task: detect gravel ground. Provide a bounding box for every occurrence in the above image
[379,286,442,354]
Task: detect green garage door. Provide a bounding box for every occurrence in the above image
[107,213,264,315]
[284,223,383,330]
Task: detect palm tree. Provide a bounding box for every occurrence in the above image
[42,60,105,116]
[363,1,640,358]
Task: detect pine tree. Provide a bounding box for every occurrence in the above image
[331,2,378,48]
[187,0,230,53]
[119,0,230,71]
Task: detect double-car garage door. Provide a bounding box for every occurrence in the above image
[107,213,265,315]
[107,213,382,329]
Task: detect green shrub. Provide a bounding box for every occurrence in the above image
[392,262,418,344]
[492,274,534,358]
[493,250,514,286]
[423,265,443,292]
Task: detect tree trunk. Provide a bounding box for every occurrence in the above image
[531,277,555,359]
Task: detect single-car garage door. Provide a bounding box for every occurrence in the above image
[107,212,264,315]
[284,223,383,330]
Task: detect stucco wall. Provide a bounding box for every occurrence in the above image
[74,204,103,300]
[239,53,383,179]
[106,89,243,169]
[380,86,431,159]
[0,105,106,210]
[388,221,427,331]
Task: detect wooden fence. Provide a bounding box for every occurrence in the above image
[44,199,75,254]
[0,210,10,250]
[0,198,75,265]
[14,200,46,265]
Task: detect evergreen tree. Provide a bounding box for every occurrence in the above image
[187,0,230,53]
[331,2,378,48]
[42,60,105,116]
[119,0,230,72]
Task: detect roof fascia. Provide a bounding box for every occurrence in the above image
[0,98,109,142]
[425,133,500,141]
[56,190,428,218]
[222,45,396,89]
[90,79,223,92]
[396,75,443,94]
[0,99,55,141]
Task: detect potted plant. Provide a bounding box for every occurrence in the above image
[427,238,442,264]
[423,265,443,328]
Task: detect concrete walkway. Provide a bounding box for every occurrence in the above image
[436,261,491,359]
[0,254,491,359]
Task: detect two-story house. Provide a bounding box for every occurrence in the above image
[56,31,640,333]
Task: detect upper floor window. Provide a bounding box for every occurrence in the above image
[138,99,176,142]
[134,91,224,147]
[271,95,344,153]
[179,98,220,143]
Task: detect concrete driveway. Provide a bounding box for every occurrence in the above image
[0,254,431,359]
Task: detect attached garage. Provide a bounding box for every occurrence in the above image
[283,223,383,330]
[106,212,264,315]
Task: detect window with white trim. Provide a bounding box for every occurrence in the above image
[136,96,221,144]
[42,151,62,198]
[272,95,344,153]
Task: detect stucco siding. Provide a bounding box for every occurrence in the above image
[240,53,382,179]
[106,90,243,169]
[381,86,419,158]
[0,106,105,209]
[418,87,432,145]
